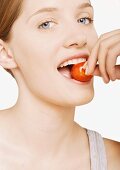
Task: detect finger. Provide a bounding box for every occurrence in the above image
[106,43,120,80]
[93,65,110,83]
[98,34,120,81]
[87,30,120,74]
[87,41,99,74]
[97,43,109,83]
[115,65,120,79]
[98,29,120,40]
[88,33,120,76]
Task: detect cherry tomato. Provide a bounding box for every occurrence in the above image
[70,62,93,82]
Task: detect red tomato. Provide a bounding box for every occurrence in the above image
[70,62,93,82]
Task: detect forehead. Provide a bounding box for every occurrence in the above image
[22,0,91,15]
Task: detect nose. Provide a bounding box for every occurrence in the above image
[63,32,87,49]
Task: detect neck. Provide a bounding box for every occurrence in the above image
[10,82,78,158]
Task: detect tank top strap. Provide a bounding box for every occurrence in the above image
[86,129,108,170]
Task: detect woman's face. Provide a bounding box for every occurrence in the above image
[8,0,98,107]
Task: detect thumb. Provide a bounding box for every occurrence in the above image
[93,65,120,80]
[92,65,101,77]
[115,65,120,80]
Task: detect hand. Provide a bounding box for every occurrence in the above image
[86,29,120,83]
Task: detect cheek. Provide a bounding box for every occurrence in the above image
[10,20,62,84]
[11,38,57,97]
[10,30,60,88]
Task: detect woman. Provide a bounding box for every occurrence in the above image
[0,0,120,169]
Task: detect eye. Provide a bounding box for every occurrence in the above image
[77,17,94,25]
[38,20,55,29]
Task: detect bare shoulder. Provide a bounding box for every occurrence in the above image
[103,137,120,170]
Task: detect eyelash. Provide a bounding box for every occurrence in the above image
[38,17,94,30]
[38,20,55,29]
[78,17,94,24]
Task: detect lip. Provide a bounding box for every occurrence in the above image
[57,52,89,68]
[70,77,93,85]
[57,69,93,85]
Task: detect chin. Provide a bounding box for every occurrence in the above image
[65,90,94,107]
[76,93,94,106]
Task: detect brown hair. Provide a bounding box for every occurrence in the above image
[0,0,23,77]
[0,0,23,41]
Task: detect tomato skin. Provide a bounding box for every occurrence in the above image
[70,62,93,82]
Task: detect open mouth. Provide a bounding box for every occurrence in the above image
[57,63,93,85]
[57,58,87,79]
[57,64,73,79]
[57,54,94,84]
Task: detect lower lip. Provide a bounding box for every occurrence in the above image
[65,76,93,85]
[58,71,93,85]
[70,78,92,85]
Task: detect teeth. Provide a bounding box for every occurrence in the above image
[59,58,86,68]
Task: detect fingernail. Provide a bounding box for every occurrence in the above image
[83,61,88,68]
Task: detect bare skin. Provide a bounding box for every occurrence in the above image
[0,0,97,168]
[0,0,120,169]
[87,29,120,83]
[0,110,120,170]
[0,110,91,170]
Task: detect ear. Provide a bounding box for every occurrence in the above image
[0,39,17,69]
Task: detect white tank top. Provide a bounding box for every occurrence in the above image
[87,129,108,170]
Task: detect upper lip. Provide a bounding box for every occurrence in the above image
[57,52,89,68]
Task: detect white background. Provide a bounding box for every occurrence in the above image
[0,0,120,141]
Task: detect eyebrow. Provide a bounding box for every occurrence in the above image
[27,2,93,22]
